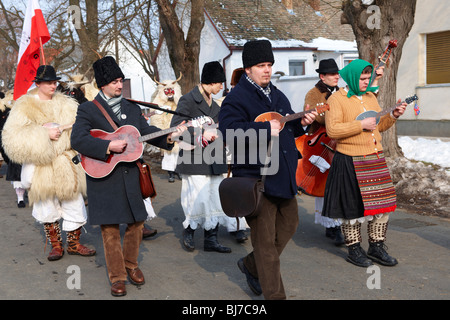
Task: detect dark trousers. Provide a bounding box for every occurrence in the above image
[244,194,299,300]
[100,221,144,284]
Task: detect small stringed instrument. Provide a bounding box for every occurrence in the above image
[356,94,419,124]
[254,103,329,130]
[43,122,73,131]
[80,116,214,178]
[369,39,397,87]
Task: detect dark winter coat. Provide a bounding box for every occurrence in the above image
[71,94,173,225]
[219,75,306,199]
[0,107,21,181]
[170,85,227,175]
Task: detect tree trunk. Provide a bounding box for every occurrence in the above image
[69,0,100,78]
[341,0,417,158]
[155,0,205,94]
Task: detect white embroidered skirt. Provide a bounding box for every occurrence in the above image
[180,174,246,231]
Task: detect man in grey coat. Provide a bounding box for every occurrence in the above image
[71,56,185,297]
[171,61,247,253]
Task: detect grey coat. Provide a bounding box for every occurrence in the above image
[170,86,227,176]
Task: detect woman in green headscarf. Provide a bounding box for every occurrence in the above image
[321,59,407,268]
[339,59,379,98]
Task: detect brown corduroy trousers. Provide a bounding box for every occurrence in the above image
[243,194,299,300]
[100,221,144,284]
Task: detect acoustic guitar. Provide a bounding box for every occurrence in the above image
[79,116,214,178]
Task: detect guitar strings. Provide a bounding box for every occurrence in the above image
[298,137,336,195]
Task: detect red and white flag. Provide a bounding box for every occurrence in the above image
[13,0,50,100]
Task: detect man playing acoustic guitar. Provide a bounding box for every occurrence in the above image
[71,56,185,297]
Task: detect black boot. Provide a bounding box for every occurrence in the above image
[174,171,182,180]
[168,171,175,183]
[325,226,345,246]
[230,230,248,243]
[183,226,195,251]
[334,227,345,246]
[367,241,398,266]
[346,243,373,267]
[204,225,231,253]
[325,227,336,239]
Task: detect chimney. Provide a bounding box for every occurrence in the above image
[281,0,293,12]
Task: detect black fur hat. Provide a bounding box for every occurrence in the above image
[201,61,226,84]
[242,40,275,69]
[93,56,125,88]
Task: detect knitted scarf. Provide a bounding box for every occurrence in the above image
[339,59,378,98]
[99,90,122,119]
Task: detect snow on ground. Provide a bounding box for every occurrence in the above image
[398,136,450,170]
[390,136,450,216]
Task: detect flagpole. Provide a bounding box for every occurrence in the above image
[39,37,46,65]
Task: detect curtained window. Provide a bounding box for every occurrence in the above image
[426,30,450,84]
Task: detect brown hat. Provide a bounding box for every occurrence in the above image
[230,68,245,86]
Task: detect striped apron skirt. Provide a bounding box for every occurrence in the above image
[322,151,396,221]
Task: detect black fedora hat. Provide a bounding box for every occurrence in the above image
[315,59,339,74]
[34,65,61,82]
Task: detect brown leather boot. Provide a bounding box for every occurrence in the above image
[43,222,64,261]
[66,227,96,256]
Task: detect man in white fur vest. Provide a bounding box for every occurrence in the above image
[2,65,96,261]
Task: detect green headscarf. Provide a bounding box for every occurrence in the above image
[339,59,379,98]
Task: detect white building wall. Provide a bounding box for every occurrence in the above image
[397,0,450,121]
[109,40,157,102]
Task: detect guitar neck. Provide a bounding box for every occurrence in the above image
[60,124,73,132]
[377,101,405,118]
[139,126,178,143]
[368,46,394,87]
[281,109,315,124]
[368,63,385,88]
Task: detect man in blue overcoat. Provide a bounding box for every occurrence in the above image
[219,40,317,299]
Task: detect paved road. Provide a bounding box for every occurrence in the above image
[0,165,448,303]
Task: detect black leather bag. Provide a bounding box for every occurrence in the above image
[219,141,272,218]
[219,176,264,218]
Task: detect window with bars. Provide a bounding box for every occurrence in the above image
[426,30,450,84]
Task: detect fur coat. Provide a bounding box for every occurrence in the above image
[2,92,86,204]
